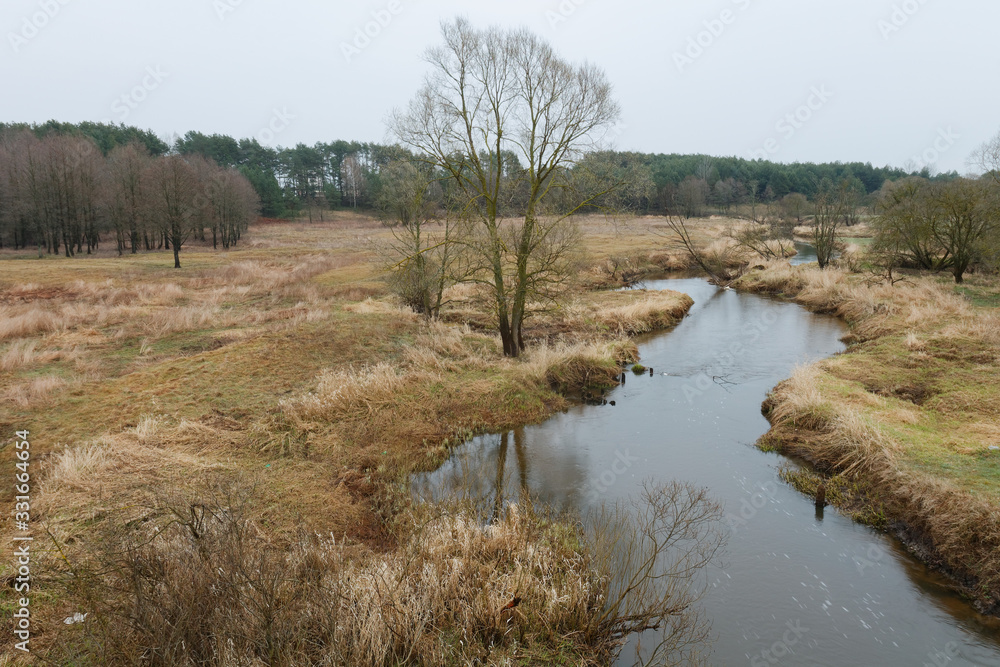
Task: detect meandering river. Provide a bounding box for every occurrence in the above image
[413,270,1000,665]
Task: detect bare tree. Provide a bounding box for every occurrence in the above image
[972,130,1000,186]
[375,160,465,317]
[812,181,850,269]
[780,193,809,223]
[105,143,151,255]
[677,176,709,218]
[144,156,199,268]
[872,177,947,271]
[874,176,999,283]
[931,177,999,283]
[662,216,746,286]
[586,481,725,666]
[391,18,622,357]
[204,165,259,249]
[340,155,365,209]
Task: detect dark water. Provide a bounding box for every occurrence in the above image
[413,277,1000,666]
[791,240,819,265]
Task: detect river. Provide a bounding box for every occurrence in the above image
[413,270,1000,665]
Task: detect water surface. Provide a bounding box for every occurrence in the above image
[414,277,1000,666]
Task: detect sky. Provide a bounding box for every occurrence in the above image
[2,0,998,175]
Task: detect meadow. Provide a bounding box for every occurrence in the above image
[0,213,701,664]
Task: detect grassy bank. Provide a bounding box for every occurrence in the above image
[737,262,1000,612]
[0,215,696,663]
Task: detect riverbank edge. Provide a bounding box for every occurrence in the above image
[736,264,1000,616]
[11,285,698,663]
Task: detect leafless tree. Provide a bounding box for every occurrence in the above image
[340,155,365,209]
[972,130,1000,186]
[105,143,151,254]
[872,177,946,271]
[375,160,466,317]
[144,155,200,268]
[677,176,709,219]
[931,177,999,283]
[874,176,1000,283]
[812,181,851,269]
[662,216,746,286]
[780,193,809,223]
[203,165,259,249]
[391,18,622,357]
[586,481,725,666]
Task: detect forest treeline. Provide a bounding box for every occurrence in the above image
[0,123,258,267]
[0,121,953,225]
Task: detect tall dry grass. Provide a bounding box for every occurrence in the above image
[4,375,67,407]
[585,291,693,336]
[43,475,723,667]
[739,261,977,341]
[753,262,1000,609]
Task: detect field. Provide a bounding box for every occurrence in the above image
[0,213,700,664]
[5,211,998,661]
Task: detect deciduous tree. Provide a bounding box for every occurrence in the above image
[391,18,622,357]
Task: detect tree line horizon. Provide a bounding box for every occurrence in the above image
[0,120,961,223]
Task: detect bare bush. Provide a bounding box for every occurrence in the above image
[50,476,723,666]
[585,481,725,666]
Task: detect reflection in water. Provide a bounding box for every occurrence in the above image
[490,429,531,523]
[413,277,1000,666]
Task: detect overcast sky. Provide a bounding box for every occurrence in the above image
[2,0,998,174]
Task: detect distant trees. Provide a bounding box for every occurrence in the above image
[812,181,852,269]
[6,120,954,228]
[392,18,622,357]
[874,176,1000,283]
[780,193,809,222]
[0,128,259,266]
[105,143,150,254]
[972,130,1000,186]
[676,177,709,218]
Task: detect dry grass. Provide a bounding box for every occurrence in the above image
[584,290,694,336]
[0,339,39,371]
[40,475,720,666]
[4,375,68,407]
[0,214,703,661]
[283,363,426,423]
[749,261,1000,610]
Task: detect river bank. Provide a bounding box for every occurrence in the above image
[0,216,697,664]
[737,261,1000,614]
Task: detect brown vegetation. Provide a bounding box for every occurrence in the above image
[740,261,1000,611]
[0,214,698,662]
